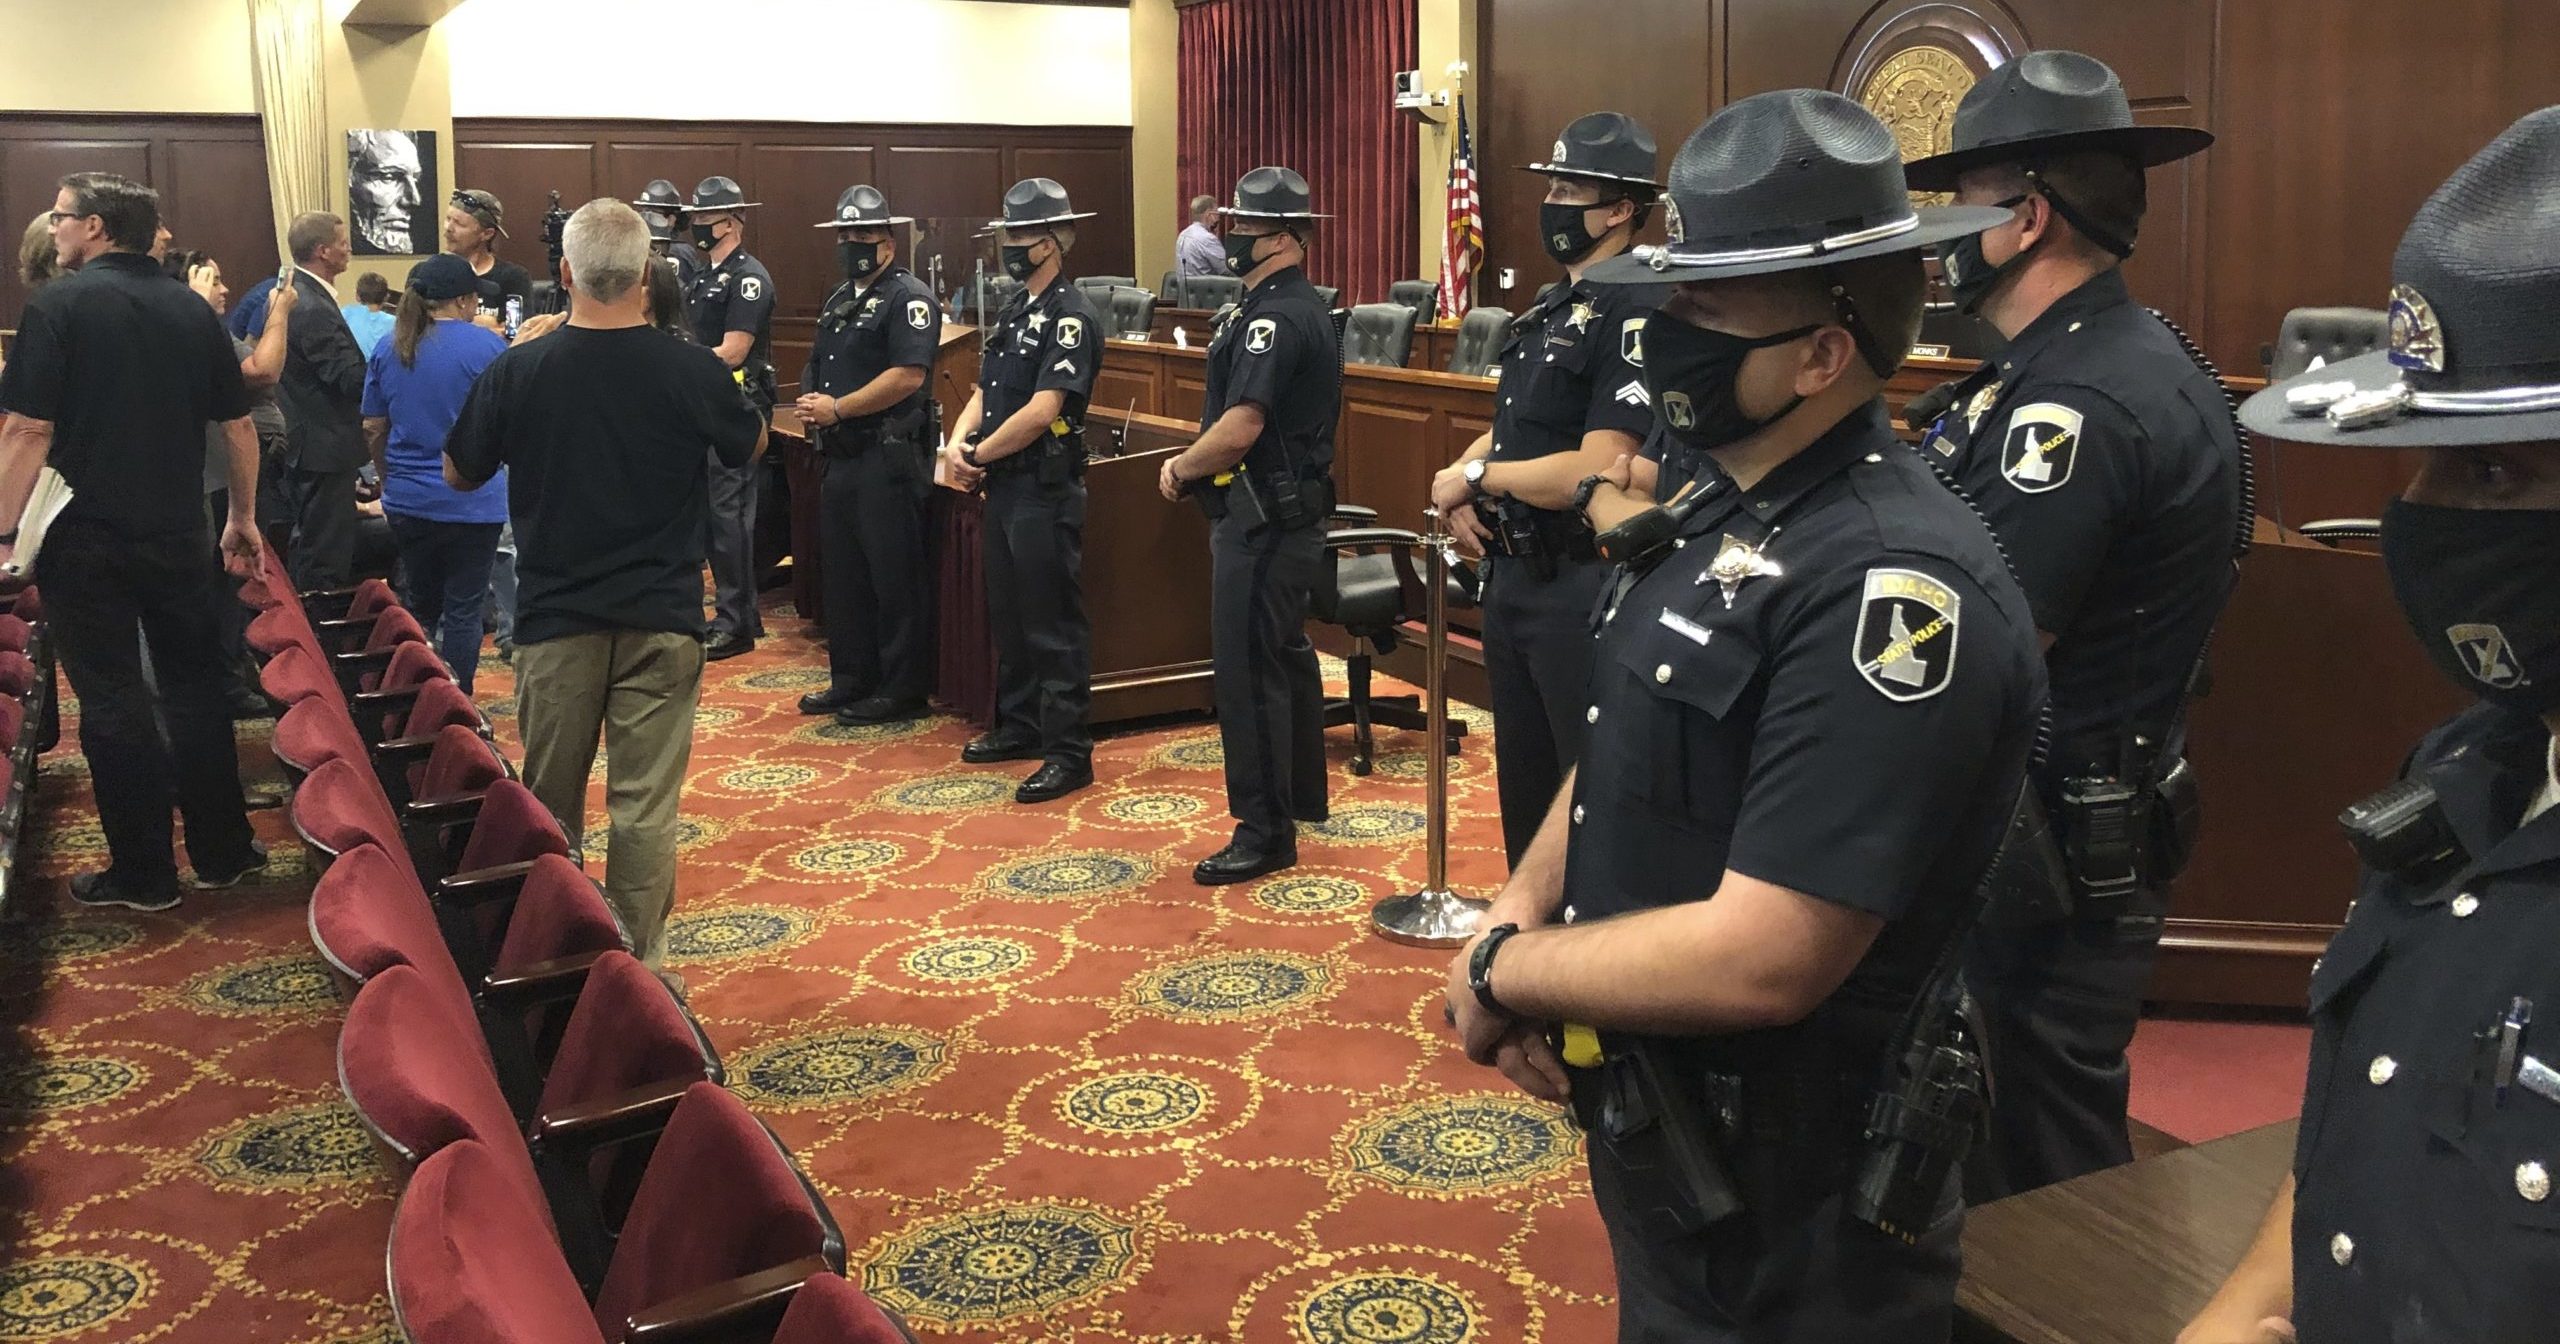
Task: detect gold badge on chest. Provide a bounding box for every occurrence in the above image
[1965,380,2003,432]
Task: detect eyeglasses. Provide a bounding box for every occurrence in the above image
[46,210,94,226]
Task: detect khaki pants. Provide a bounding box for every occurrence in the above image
[514,628,705,965]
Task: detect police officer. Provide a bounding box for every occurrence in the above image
[1156,167,1341,884]
[632,178,703,291]
[1900,50,2246,1201]
[1441,91,2043,1342]
[793,186,943,727]
[684,175,776,661]
[941,179,1104,803]
[2185,105,2560,1344]
[1430,113,1667,866]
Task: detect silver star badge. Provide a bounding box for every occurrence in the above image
[1568,302,1599,332]
[1697,533,1782,608]
[1027,311,1050,334]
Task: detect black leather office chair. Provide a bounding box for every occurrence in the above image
[1184,275,1242,313]
[1076,275,1135,299]
[1444,306,1511,377]
[1158,270,1180,302]
[1101,285,1156,339]
[2267,307,2388,381]
[1342,304,1418,369]
[1312,284,1341,309]
[1307,505,1470,775]
[1388,280,1438,319]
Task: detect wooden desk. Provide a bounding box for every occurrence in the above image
[1138,307,1470,376]
[1958,1120,2295,1344]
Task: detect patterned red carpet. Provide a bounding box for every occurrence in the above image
[0,602,1624,1342]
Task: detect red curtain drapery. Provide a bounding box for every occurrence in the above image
[1177,0,1418,307]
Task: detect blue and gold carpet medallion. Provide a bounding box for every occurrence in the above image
[1252,872,1370,915]
[1147,734,1226,770]
[1298,1271,1480,1344]
[0,1255,150,1338]
[1132,950,1338,1022]
[792,714,937,746]
[717,762,821,793]
[862,1202,1138,1325]
[734,666,833,691]
[1100,791,1207,824]
[1312,804,1429,843]
[980,851,1153,901]
[180,955,337,1017]
[730,1026,949,1109]
[664,905,816,962]
[877,771,1016,813]
[23,920,141,963]
[902,935,1033,983]
[784,837,905,879]
[198,1102,377,1190]
[1343,1097,1579,1195]
[478,695,517,719]
[0,1057,141,1116]
[691,705,746,734]
[1061,1070,1209,1135]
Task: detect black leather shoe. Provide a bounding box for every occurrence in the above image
[1015,760,1094,803]
[703,635,755,662]
[1192,840,1298,886]
[797,685,866,715]
[962,734,1042,764]
[834,695,928,727]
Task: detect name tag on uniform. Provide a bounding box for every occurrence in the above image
[1657,609,1712,646]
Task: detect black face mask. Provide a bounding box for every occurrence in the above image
[1539,201,1608,265]
[2381,497,2560,714]
[1224,231,1271,276]
[838,240,881,281]
[1642,315,1820,452]
[1000,242,1043,282]
[691,221,720,251]
[1940,197,2031,316]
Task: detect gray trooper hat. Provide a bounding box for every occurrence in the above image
[1521,112,1662,191]
[980,178,1098,235]
[686,176,762,212]
[1218,166,1330,220]
[813,185,912,229]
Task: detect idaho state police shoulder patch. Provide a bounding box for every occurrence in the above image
[1245,318,1278,354]
[1853,568,1959,702]
[1998,403,2082,494]
[1056,316,1084,350]
[1620,317,1646,368]
[907,298,933,330]
[739,275,764,303]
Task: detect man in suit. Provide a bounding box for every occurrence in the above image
[276,211,368,589]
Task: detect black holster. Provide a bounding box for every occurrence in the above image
[1849,994,1986,1243]
[1573,1043,1746,1236]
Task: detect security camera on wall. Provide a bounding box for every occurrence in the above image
[1394,70,1449,123]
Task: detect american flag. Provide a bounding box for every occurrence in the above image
[1438,96,1481,322]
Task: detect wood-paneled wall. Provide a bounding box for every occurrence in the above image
[452,118,1133,382]
[1479,0,2560,374]
[0,114,277,331]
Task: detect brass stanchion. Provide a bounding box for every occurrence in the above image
[1371,507,1488,948]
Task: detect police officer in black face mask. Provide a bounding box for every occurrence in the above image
[941,179,1105,803]
[2185,105,2560,1344]
[792,186,943,727]
[1442,90,2044,1343]
[1900,51,2246,1203]
[1430,112,1668,867]
[1156,167,1342,884]
[632,178,703,293]
[683,176,776,661]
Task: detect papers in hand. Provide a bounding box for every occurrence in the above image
[4,467,73,578]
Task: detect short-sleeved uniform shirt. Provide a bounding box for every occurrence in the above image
[2292,705,2560,1344]
[802,265,941,420]
[1199,266,1339,481]
[1488,276,1667,523]
[444,326,764,643]
[0,251,251,534]
[362,318,511,524]
[1565,401,2043,1060]
[1917,268,2242,762]
[685,247,776,367]
[975,279,1102,438]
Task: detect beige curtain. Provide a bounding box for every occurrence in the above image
[248,0,332,251]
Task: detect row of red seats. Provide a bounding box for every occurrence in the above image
[0,582,55,917]
[238,549,912,1343]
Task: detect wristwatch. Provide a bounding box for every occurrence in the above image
[959,443,983,469]
[1462,458,1491,497]
[1570,473,1609,513]
[1468,922,1522,1014]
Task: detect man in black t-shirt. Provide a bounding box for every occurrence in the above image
[445,189,533,331]
[444,198,765,978]
[0,172,266,911]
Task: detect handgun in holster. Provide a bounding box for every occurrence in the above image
[1034,418,1081,488]
[1849,995,1987,1244]
[1573,1042,1745,1236]
[1474,496,1556,581]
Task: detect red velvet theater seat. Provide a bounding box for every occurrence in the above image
[273,697,370,777]
[259,643,340,710]
[308,841,483,1011]
[390,1139,609,1344]
[415,725,507,803]
[0,614,31,654]
[0,651,34,700]
[11,587,42,623]
[289,756,405,862]
[775,1272,915,1344]
[247,600,319,661]
[376,679,489,796]
[339,964,545,1196]
[339,606,432,693]
[487,853,627,980]
[450,779,570,875]
[352,640,453,743]
[533,950,720,1125]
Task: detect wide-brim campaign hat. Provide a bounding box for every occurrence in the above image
[632,179,687,212]
[1587,89,2011,285]
[979,178,1097,235]
[2240,105,2560,448]
[686,176,762,212]
[814,184,912,229]
[1218,166,1330,220]
[1521,111,1661,190]
[1903,50,2214,193]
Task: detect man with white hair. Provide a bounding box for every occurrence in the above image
[443,198,766,985]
